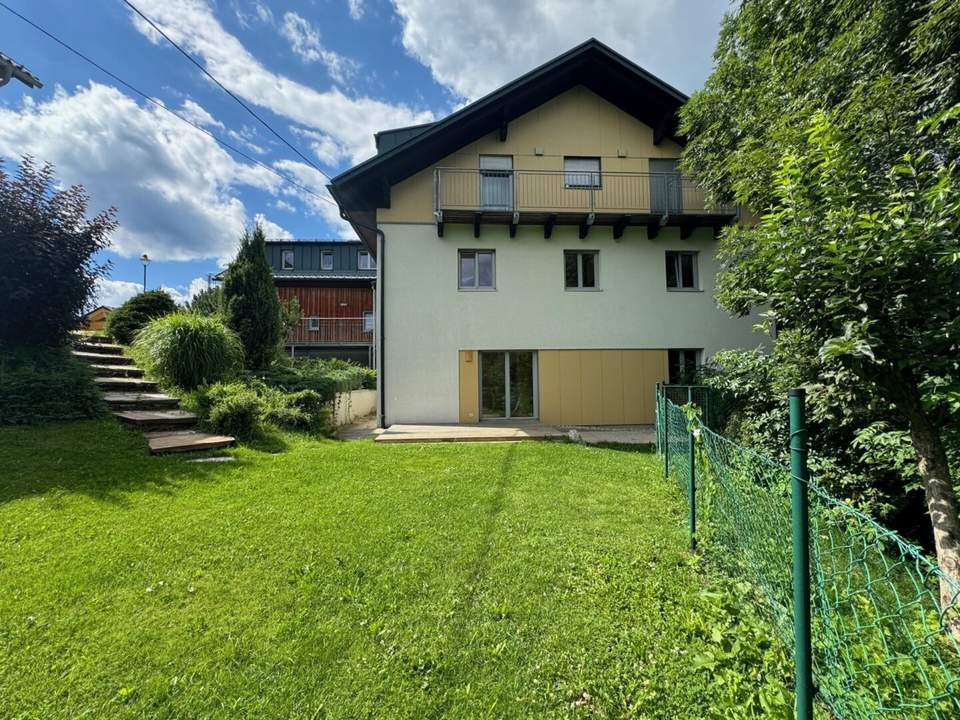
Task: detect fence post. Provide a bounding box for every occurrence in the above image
[688,386,697,551]
[663,387,670,479]
[789,388,813,720]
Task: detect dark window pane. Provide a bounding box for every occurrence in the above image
[480,351,506,417]
[460,252,476,287]
[564,252,579,288]
[478,252,494,287]
[665,254,678,288]
[509,352,535,417]
[581,253,596,288]
[680,253,695,288]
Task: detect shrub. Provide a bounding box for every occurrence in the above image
[206,386,261,439]
[132,313,242,391]
[0,157,115,348]
[185,286,222,316]
[0,347,105,424]
[221,224,282,369]
[187,381,330,438]
[260,387,326,431]
[252,357,373,402]
[106,290,177,345]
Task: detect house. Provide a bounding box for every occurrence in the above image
[329,39,760,427]
[81,305,112,332]
[265,240,376,365]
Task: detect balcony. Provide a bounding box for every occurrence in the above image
[433,168,737,239]
[287,318,373,347]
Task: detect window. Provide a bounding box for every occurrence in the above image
[459,249,495,290]
[358,250,375,270]
[321,250,334,271]
[307,317,320,332]
[668,349,701,384]
[362,311,375,333]
[281,250,295,270]
[564,156,601,188]
[665,251,698,290]
[479,155,513,209]
[564,250,599,289]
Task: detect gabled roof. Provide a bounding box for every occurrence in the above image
[329,38,689,231]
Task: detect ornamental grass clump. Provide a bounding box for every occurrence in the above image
[133,313,242,391]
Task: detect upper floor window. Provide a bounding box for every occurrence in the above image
[564,250,599,290]
[321,250,334,271]
[564,157,601,188]
[665,251,698,290]
[459,249,495,290]
[281,250,295,270]
[358,250,375,270]
[362,311,375,333]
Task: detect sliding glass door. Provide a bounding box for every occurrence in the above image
[480,351,537,419]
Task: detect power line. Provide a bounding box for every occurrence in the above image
[0,0,337,209]
[122,0,333,182]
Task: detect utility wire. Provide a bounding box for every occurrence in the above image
[0,0,337,208]
[122,0,333,182]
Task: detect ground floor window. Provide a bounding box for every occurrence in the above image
[668,348,701,384]
[480,350,537,419]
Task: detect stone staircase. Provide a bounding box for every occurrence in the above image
[73,335,235,455]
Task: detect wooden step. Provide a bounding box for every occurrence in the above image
[95,376,158,392]
[103,392,179,411]
[72,334,114,345]
[89,364,144,378]
[73,350,133,365]
[146,430,235,454]
[115,409,198,430]
[75,342,126,355]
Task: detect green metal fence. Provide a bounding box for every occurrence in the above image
[655,389,960,720]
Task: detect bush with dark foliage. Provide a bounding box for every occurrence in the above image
[0,157,115,348]
[105,290,177,345]
[0,348,105,424]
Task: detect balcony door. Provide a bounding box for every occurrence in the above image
[650,158,682,215]
[480,351,537,419]
[479,155,513,210]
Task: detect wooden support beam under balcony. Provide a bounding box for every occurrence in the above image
[579,213,595,239]
[646,220,660,240]
[543,213,557,239]
[509,212,519,238]
[613,215,632,240]
[680,220,696,240]
[473,212,481,238]
[435,210,444,237]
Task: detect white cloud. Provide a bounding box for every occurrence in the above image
[180,98,224,129]
[0,82,281,262]
[96,278,144,308]
[273,159,352,235]
[127,0,432,165]
[280,11,361,84]
[254,212,293,239]
[274,199,296,212]
[347,0,365,20]
[390,0,731,100]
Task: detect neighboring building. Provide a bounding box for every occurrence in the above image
[81,305,112,331]
[265,240,376,365]
[330,39,761,427]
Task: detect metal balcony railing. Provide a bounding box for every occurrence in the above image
[433,168,736,216]
[287,318,373,346]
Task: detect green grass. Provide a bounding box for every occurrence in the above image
[0,421,788,719]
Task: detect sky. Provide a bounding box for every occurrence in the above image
[0,0,734,308]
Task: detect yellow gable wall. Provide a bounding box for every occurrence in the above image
[378,85,684,224]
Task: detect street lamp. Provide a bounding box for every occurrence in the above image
[140,253,150,292]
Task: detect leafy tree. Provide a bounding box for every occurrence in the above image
[681,0,960,613]
[106,290,177,345]
[221,223,282,369]
[186,285,223,316]
[0,157,115,347]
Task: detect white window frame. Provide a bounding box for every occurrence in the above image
[357,250,375,270]
[665,250,699,291]
[458,249,496,291]
[281,250,295,270]
[362,311,375,333]
[307,317,321,332]
[320,251,334,271]
[564,250,600,290]
[564,156,601,189]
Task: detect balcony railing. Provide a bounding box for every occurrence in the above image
[433,168,736,217]
[287,318,373,346]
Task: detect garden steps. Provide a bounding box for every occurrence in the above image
[88,364,144,378]
[144,430,235,454]
[94,376,158,392]
[74,341,126,355]
[115,409,199,431]
[103,392,181,411]
[73,350,134,365]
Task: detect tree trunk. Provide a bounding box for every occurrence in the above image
[899,392,960,638]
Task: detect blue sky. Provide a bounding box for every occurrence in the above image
[0,0,733,307]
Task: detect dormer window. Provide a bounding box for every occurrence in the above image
[321,251,334,271]
[358,250,375,270]
[281,250,295,270]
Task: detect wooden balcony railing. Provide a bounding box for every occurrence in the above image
[287,318,373,346]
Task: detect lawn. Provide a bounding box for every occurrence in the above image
[0,421,787,719]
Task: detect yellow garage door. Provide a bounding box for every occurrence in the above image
[538,349,668,425]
